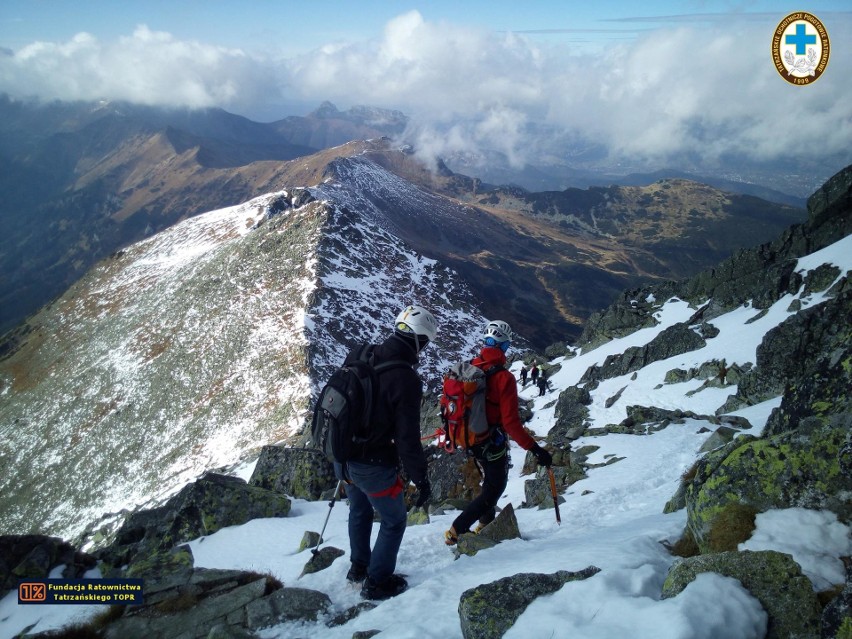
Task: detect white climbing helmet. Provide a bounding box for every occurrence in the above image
[395,305,438,344]
[483,320,513,344]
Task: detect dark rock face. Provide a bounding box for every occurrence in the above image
[458,566,600,639]
[0,535,96,597]
[762,289,852,436]
[550,386,592,444]
[719,288,852,415]
[580,322,706,385]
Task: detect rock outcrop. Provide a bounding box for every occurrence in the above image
[95,473,291,574]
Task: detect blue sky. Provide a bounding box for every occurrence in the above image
[3,0,847,56]
[1,1,850,176]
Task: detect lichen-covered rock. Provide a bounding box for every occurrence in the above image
[685,425,850,552]
[298,531,321,553]
[98,473,291,569]
[662,550,821,639]
[248,446,335,500]
[125,545,195,596]
[458,566,600,639]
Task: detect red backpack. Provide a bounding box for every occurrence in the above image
[438,361,501,452]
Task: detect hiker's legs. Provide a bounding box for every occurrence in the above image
[452,451,509,533]
[346,461,407,582]
[343,477,374,569]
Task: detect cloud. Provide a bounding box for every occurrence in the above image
[1,25,279,111]
[1,12,851,173]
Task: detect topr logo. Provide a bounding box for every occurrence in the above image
[772,12,830,85]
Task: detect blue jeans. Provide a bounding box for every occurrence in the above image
[336,461,407,581]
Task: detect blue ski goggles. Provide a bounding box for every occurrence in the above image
[485,337,510,352]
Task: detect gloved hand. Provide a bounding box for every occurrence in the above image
[414,480,432,508]
[531,443,553,467]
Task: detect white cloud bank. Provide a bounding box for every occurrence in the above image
[2,11,851,170]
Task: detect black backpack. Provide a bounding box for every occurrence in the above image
[311,344,409,463]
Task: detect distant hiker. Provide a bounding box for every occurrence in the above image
[718,359,728,385]
[333,305,436,600]
[530,364,540,385]
[444,320,552,545]
[520,365,528,386]
[537,372,548,396]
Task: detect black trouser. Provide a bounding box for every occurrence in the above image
[451,444,510,534]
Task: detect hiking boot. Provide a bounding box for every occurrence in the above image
[444,526,458,546]
[473,522,486,535]
[360,574,408,600]
[346,562,368,583]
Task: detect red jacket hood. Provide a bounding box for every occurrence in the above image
[474,346,507,370]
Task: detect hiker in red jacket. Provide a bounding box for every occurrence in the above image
[444,320,552,545]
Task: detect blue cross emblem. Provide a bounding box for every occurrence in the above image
[785,23,817,55]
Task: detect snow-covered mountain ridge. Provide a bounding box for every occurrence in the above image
[0,173,487,541]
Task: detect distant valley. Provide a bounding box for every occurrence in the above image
[0,97,808,346]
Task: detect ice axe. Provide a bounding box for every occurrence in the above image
[547,466,561,525]
[312,479,344,555]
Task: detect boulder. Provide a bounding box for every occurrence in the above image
[248,446,336,500]
[663,550,821,639]
[697,426,738,453]
[458,566,601,639]
[244,587,331,629]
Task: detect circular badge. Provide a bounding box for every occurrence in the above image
[772,13,830,85]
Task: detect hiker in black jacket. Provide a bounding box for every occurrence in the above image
[537,371,548,396]
[335,305,437,601]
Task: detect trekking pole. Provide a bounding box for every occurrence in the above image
[312,479,344,555]
[547,466,562,525]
